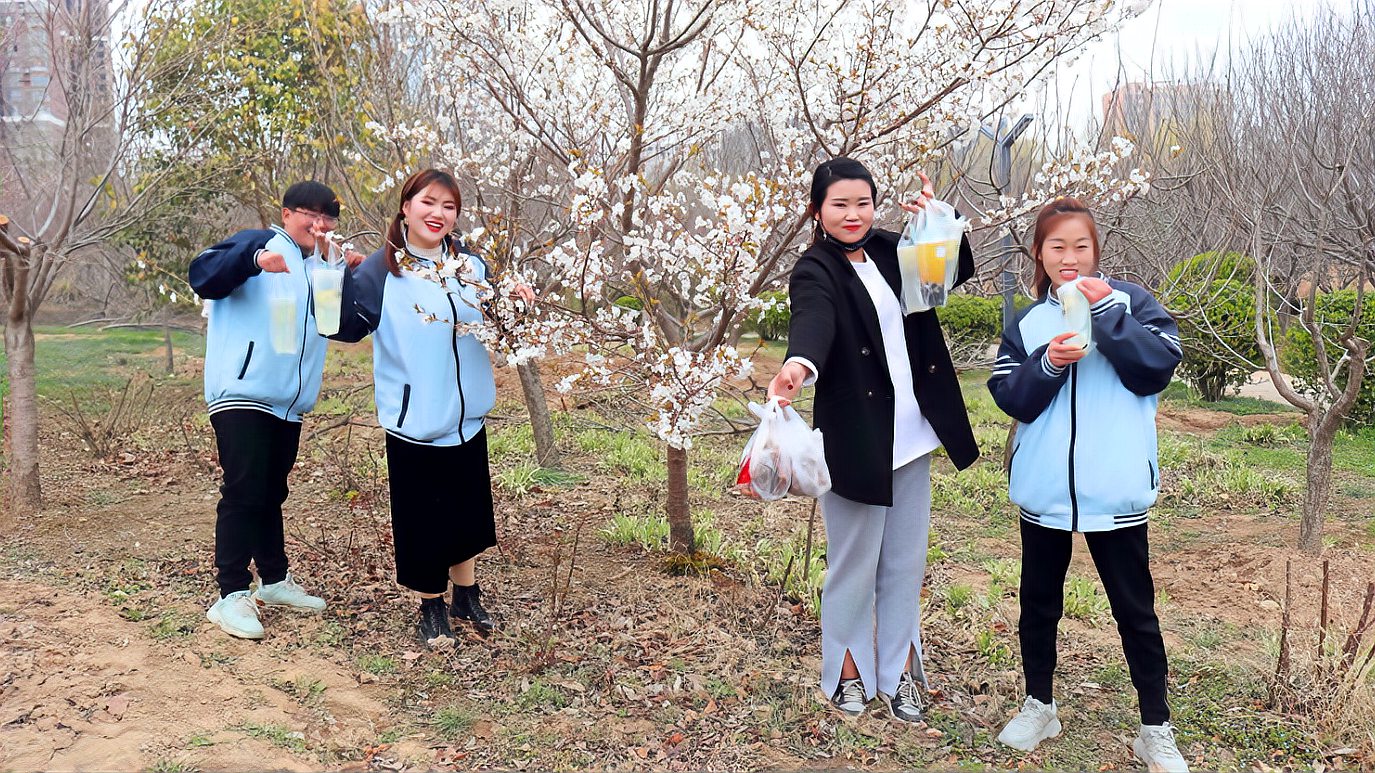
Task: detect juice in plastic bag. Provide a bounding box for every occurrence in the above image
[269,273,298,355]
[897,197,966,314]
[1056,278,1095,353]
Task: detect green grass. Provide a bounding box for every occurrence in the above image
[356,655,396,675]
[150,611,200,640]
[1063,576,1110,623]
[515,679,569,712]
[1160,381,1296,415]
[600,512,669,551]
[0,325,204,400]
[432,705,478,739]
[236,723,308,753]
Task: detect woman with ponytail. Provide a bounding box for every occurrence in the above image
[335,169,533,646]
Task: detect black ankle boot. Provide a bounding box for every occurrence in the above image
[450,582,494,632]
[417,596,454,646]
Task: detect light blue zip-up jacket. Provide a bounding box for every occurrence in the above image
[334,244,496,446]
[190,225,329,422]
[987,277,1182,532]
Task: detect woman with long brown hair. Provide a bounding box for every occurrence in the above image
[335,169,533,646]
[987,197,1188,770]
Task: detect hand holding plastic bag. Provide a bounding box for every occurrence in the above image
[896,197,967,314]
[1056,277,1095,353]
[736,397,832,500]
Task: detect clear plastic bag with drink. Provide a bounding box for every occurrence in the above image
[896,197,967,314]
[269,272,298,355]
[312,240,345,337]
[1056,277,1095,354]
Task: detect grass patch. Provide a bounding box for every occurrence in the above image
[516,679,570,712]
[356,655,396,675]
[1064,576,1109,623]
[1160,381,1295,415]
[236,723,308,753]
[150,610,200,640]
[601,512,669,551]
[0,325,204,401]
[432,705,478,739]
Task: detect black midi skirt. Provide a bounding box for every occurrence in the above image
[385,428,497,594]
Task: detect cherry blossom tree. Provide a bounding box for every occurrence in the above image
[377,0,1150,553]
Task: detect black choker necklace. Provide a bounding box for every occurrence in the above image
[820,227,876,252]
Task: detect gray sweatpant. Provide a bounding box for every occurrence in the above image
[819,454,932,700]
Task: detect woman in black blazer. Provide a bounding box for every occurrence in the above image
[769,157,978,723]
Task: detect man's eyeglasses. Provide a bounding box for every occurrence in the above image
[289,208,339,227]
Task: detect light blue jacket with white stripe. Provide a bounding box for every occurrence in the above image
[333,243,496,447]
[190,226,329,422]
[987,277,1182,532]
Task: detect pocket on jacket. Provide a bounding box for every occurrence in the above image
[1148,459,1157,490]
[397,384,412,428]
[236,341,255,380]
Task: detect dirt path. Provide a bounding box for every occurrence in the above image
[0,577,393,772]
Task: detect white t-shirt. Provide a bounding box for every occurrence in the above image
[850,256,941,468]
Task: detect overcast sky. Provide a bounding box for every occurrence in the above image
[1012,0,1346,139]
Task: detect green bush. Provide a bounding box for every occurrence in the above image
[1164,252,1267,402]
[939,293,1003,345]
[747,290,790,341]
[1281,289,1375,426]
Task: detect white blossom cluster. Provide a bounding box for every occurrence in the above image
[979,136,1152,230]
[372,0,1143,448]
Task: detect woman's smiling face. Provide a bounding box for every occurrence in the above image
[1038,212,1098,290]
[402,182,459,249]
[815,178,875,244]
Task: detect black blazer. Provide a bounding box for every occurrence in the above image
[785,228,979,506]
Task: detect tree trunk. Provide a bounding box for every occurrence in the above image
[163,323,174,374]
[666,445,695,554]
[1298,411,1338,553]
[515,359,560,468]
[3,315,43,525]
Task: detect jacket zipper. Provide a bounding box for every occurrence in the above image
[446,293,467,443]
[1068,362,1080,532]
[284,259,310,419]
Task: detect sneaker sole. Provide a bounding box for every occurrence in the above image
[252,595,326,613]
[207,609,265,640]
[997,716,1062,751]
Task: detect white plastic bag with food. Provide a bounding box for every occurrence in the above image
[736,397,832,500]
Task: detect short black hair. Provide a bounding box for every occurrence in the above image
[808,157,877,215]
[282,181,341,218]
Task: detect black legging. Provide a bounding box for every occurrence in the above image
[1018,519,1170,725]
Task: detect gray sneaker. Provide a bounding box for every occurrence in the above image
[886,671,925,723]
[830,677,867,717]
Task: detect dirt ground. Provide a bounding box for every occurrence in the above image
[2,337,1374,771]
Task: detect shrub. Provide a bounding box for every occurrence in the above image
[746,290,790,341]
[1163,252,1268,401]
[1281,289,1375,426]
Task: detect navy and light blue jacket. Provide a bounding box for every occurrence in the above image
[987,277,1182,532]
[334,243,496,447]
[189,226,331,422]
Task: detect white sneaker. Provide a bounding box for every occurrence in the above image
[997,696,1062,751]
[1134,722,1190,772]
[207,590,265,639]
[254,572,326,612]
